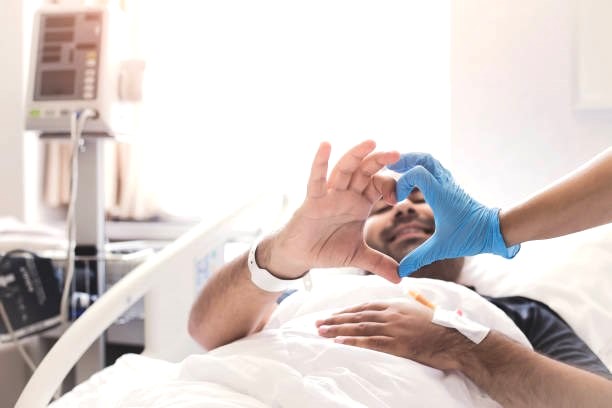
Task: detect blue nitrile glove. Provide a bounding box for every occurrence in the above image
[387,153,520,277]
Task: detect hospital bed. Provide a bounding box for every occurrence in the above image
[15,193,288,407]
[15,198,612,406]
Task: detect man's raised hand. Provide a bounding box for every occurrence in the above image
[258,140,401,283]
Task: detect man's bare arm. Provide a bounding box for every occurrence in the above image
[458,331,612,407]
[500,146,612,246]
[187,242,281,350]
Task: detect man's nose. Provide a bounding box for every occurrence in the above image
[394,200,417,218]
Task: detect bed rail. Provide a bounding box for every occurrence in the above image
[16,193,286,408]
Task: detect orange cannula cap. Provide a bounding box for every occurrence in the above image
[408,290,436,310]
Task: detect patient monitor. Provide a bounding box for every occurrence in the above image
[23,4,145,325]
[25,4,143,137]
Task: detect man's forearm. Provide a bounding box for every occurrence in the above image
[500,147,612,246]
[188,249,280,350]
[457,331,612,407]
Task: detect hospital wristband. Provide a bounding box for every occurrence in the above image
[248,237,305,292]
[431,308,490,344]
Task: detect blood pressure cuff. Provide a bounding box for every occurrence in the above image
[0,251,61,340]
[485,295,612,380]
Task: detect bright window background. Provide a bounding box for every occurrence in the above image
[138,1,450,218]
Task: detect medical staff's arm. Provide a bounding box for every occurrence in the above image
[188,141,400,350]
[500,146,612,246]
[317,301,612,407]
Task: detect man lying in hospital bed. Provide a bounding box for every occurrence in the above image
[52,141,612,407]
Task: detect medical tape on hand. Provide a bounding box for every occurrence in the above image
[431,308,490,344]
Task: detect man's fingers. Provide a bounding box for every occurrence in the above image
[315,311,387,327]
[327,140,376,190]
[307,142,332,198]
[317,322,388,338]
[348,151,400,194]
[333,302,390,315]
[353,245,401,284]
[333,336,395,354]
[371,174,397,205]
[363,182,383,204]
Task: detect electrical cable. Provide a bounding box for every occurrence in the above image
[60,109,96,324]
[1,109,98,399]
[53,108,99,400]
[0,301,37,373]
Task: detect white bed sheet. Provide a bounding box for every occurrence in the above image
[51,276,531,407]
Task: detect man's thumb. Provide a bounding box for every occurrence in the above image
[355,246,401,284]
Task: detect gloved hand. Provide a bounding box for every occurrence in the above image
[387,153,520,277]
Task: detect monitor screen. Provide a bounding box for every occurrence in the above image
[40,70,76,96]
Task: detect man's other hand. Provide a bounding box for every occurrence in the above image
[316,300,470,371]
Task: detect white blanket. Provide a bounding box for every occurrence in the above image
[52,276,530,407]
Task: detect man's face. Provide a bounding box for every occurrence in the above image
[364,189,434,264]
[364,189,464,281]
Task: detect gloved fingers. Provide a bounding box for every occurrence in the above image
[353,245,401,284]
[348,151,400,194]
[387,153,453,184]
[306,142,332,199]
[327,140,376,190]
[398,236,438,277]
[395,165,439,203]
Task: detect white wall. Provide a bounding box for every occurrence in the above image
[139,1,450,217]
[0,0,26,220]
[7,1,612,220]
[451,0,612,208]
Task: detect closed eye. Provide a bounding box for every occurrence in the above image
[370,204,392,216]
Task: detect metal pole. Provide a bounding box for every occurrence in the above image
[73,138,106,380]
